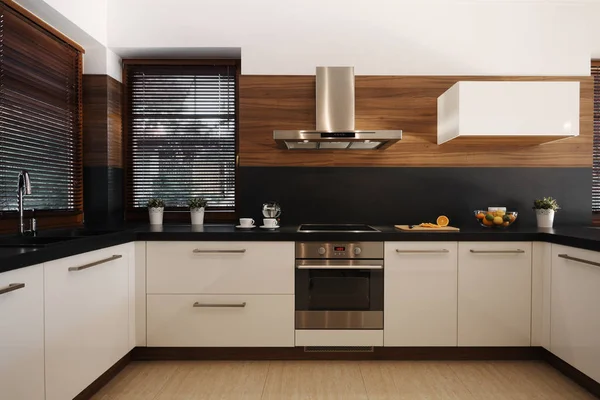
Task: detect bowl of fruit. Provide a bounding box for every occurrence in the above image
[474,208,518,228]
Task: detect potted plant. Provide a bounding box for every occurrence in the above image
[147,198,165,225]
[188,197,208,225]
[533,197,560,228]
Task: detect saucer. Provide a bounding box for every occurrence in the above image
[260,225,279,230]
[236,225,256,229]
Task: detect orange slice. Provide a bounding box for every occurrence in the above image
[436,215,449,227]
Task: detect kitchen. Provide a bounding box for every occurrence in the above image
[1,0,600,399]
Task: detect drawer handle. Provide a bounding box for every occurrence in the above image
[558,254,600,269]
[193,249,247,254]
[296,264,383,270]
[469,250,525,254]
[0,283,25,295]
[193,302,247,308]
[68,255,123,272]
[396,249,449,254]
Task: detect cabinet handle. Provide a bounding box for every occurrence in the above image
[68,255,123,272]
[396,249,449,254]
[558,254,600,269]
[193,249,246,254]
[193,302,247,308]
[0,283,25,295]
[469,249,525,254]
[296,264,383,270]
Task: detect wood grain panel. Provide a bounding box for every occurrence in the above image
[83,75,123,168]
[239,75,592,167]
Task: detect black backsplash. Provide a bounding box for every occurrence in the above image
[239,167,591,227]
[83,166,124,226]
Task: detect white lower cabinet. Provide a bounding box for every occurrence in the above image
[384,242,458,346]
[147,294,294,347]
[44,244,131,400]
[458,242,532,346]
[551,244,600,383]
[0,264,45,400]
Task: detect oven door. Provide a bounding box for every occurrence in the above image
[295,259,384,329]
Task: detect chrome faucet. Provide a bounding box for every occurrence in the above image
[17,170,32,235]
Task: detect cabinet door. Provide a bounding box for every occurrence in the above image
[384,242,458,346]
[551,244,600,383]
[458,242,532,346]
[0,264,44,400]
[45,245,130,400]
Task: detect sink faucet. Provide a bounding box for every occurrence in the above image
[17,170,32,235]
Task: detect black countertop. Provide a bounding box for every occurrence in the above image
[2,224,600,274]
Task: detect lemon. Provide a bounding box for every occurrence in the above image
[493,216,503,225]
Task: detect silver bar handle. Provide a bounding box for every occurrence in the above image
[68,255,123,272]
[469,250,525,254]
[296,264,383,270]
[193,302,247,308]
[396,249,449,254]
[558,254,600,269]
[193,249,247,254]
[0,283,25,295]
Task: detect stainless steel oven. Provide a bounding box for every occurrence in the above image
[295,241,384,330]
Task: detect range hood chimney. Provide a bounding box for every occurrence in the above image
[274,67,402,150]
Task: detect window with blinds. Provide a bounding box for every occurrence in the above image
[593,63,600,212]
[0,3,82,217]
[124,63,237,218]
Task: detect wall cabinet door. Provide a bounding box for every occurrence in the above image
[384,242,458,346]
[458,242,532,346]
[551,244,600,383]
[45,245,130,400]
[0,264,44,400]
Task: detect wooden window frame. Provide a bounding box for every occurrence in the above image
[0,0,84,234]
[122,59,240,224]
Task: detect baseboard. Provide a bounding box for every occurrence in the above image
[131,346,544,361]
[73,350,132,400]
[541,348,600,399]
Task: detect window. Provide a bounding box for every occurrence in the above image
[0,1,83,231]
[124,62,238,221]
[593,61,600,213]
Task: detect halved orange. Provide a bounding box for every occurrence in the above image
[436,215,449,227]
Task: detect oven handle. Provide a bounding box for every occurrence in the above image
[296,264,383,270]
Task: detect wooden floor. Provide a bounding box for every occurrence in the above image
[91,360,597,400]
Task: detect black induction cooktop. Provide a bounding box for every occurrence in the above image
[297,224,380,233]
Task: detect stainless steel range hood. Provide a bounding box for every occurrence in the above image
[273,67,402,150]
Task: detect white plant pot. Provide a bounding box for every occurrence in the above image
[148,207,164,225]
[191,207,205,225]
[536,209,555,228]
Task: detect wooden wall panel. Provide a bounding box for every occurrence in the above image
[83,75,123,168]
[239,75,592,167]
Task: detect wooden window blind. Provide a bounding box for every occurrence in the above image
[0,1,83,227]
[124,63,237,220]
[593,63,600,212]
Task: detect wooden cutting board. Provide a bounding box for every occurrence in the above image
[395,225,460,232]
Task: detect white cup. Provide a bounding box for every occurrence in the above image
[240,218,255,227]
[263,218,278,227]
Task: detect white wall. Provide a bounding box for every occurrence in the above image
[41,0,107,46]
[107,0,596,76]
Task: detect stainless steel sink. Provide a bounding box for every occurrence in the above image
[0,236,81,248]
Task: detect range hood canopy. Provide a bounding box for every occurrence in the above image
[274,67,402,150]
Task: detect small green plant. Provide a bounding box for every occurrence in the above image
[533,197,560,211]
[188,197,208,209]
[147,198,165,208]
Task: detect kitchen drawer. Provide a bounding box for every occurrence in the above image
[146,241,294,294]
[147,294,294,347]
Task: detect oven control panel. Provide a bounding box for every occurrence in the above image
[296,242,383,259]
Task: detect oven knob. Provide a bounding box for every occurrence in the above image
[354,247,362,255]
[318,247,326,255]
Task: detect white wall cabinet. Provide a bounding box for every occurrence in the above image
[384,242,458,346]
[146,241,294,295]
[44,244,131,400]
[0,264,45,400]
[551,244,600,383]
[458,242,532,346]
[147,294,294,347]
